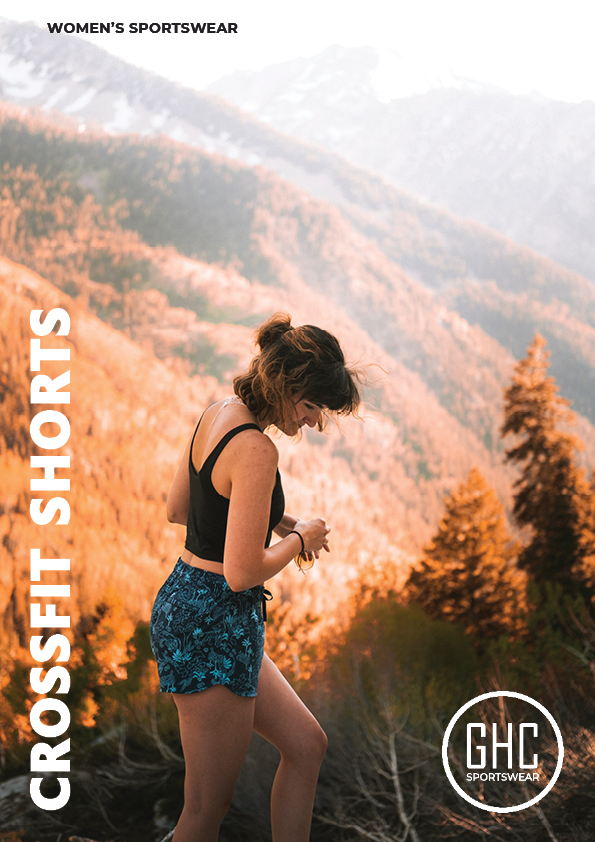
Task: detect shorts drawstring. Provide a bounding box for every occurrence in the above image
[262,588,273,621]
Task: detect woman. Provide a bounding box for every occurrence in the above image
[151,312,362,842]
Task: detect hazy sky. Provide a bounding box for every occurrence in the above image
[8,0,595,103]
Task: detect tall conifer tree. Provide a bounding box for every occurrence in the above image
[575,472,595,593]
[502,334,595,595]
[406,469,525,637]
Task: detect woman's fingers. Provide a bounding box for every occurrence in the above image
[295,517,331,553]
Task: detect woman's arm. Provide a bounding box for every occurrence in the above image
[223,433,329,591]
[166,435,192,525]
[273,513,299,538]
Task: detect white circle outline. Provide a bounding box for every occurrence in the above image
[442,691,564,813]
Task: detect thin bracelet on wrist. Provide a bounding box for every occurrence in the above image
[287,529,305,554]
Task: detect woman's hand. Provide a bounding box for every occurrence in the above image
[293,518,331,558]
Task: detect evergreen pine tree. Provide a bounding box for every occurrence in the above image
[502,334,595,595]
[577,472,595,593]
[406,468,525,637]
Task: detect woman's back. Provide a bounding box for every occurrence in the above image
[185,399,285,562]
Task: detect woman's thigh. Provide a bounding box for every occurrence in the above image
[252,654,328,762]
[173,685,256,808]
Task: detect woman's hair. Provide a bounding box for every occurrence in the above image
[233,312,363,431]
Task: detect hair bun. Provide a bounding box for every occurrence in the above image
[255,312,293,351]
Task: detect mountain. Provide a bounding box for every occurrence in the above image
[2,20,595,432]
[206,43,500,138]
[207,45,595,285]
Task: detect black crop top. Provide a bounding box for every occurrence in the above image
[185,420,285,562]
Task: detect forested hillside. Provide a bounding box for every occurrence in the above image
[1,21,595,424]
[3,103,595,446]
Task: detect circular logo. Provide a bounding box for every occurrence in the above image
[442,691,564,813]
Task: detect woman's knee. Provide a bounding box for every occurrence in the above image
[312,723,329,763]
[284,721,328,767]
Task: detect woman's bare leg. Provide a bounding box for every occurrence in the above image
[253,654,328,842]
[172,685,256,842]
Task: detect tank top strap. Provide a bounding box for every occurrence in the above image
[188,409,207,471]
[199,423,262,479]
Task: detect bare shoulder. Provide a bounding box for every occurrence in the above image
[227,428,279,473]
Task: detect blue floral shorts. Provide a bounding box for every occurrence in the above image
[150,558,266,697]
